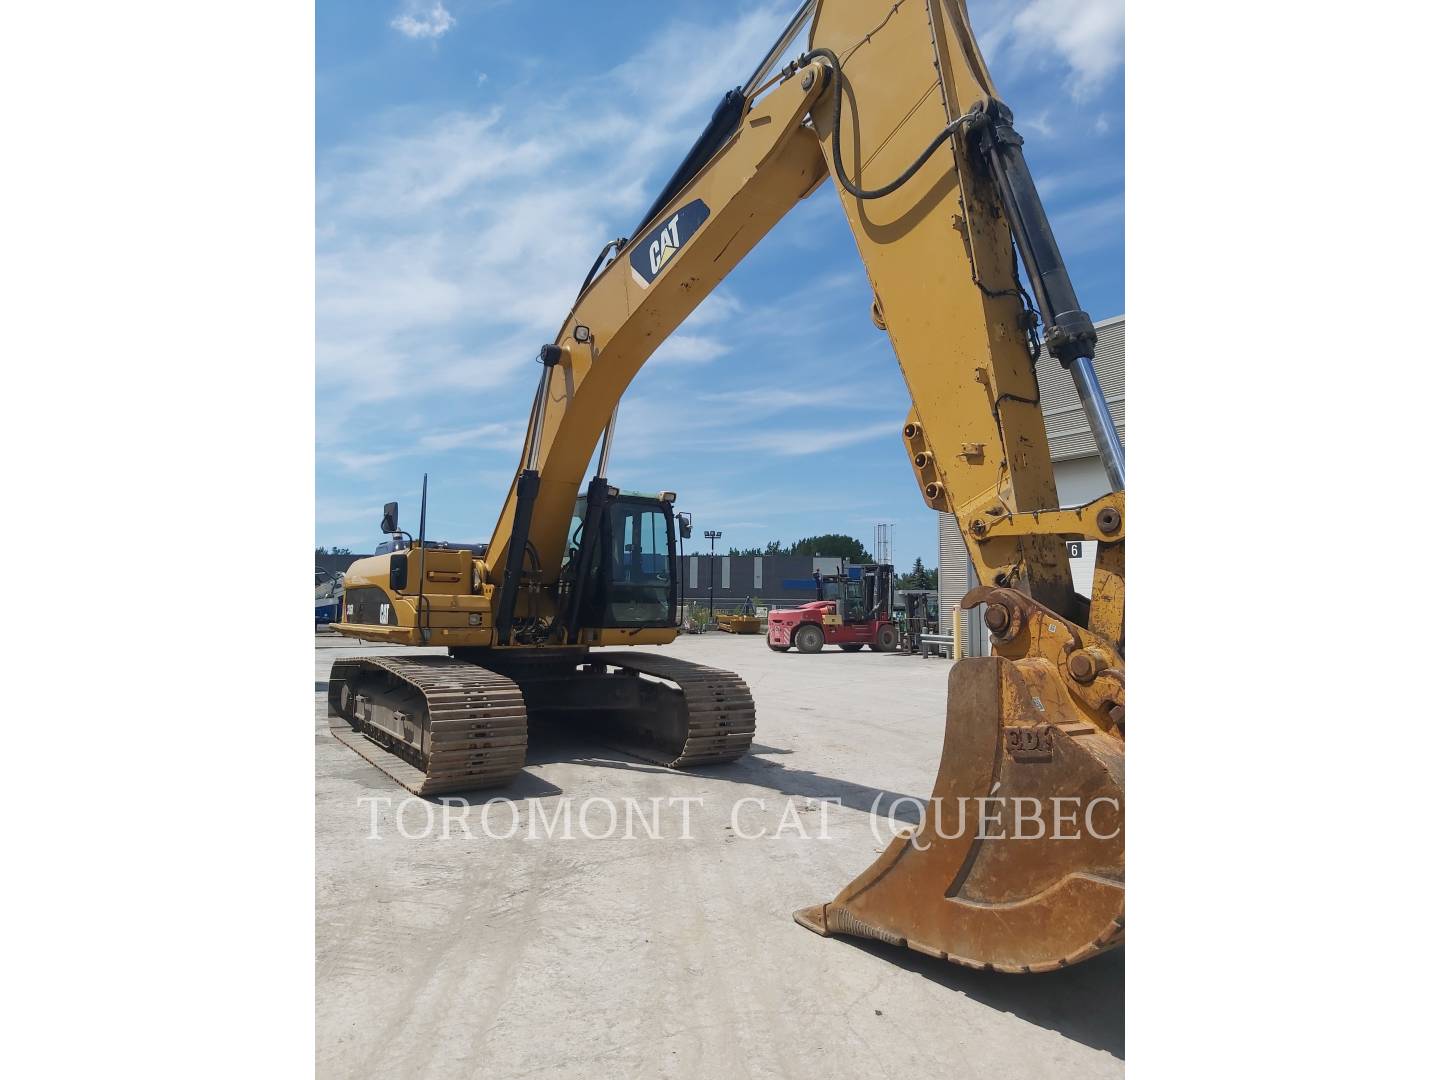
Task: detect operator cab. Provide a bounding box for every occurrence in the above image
[560,489,683,629]
[815,564,894,624]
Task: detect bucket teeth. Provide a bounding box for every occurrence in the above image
[795,655,1125,974]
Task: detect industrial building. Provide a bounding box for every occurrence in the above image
[939,314,1125,655]
[680,553,848,608]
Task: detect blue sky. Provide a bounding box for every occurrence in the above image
[316,0,1124,569]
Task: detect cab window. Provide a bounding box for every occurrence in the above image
[604,502,672,625]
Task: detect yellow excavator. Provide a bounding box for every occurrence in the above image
[329,0,1124,974]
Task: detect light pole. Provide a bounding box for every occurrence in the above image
[704,529,722,626]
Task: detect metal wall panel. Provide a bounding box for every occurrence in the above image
[673,555,873,605]
[1034,315,1125,461]
[937,512,968,652]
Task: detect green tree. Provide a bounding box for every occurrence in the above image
[787,534,874,562]
[898,556,936,590]
[722,535,878,561]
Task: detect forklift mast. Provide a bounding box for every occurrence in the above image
[812,563,894,623]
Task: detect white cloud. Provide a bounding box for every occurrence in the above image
[329,449,407,473]
[321,1,883,510]
[1027,109,1057,138]
[650,334,730,366]
[973,0,1123,101]
[391,2,456,40]
[1048,192,1124,254]
[321,422,520,472]
[318,3,793,432]
[742,420,898,457]
[697,385,870,411]
[1032,157,1124,200]
[316,493,391,526]
[683,289,744,329]
[601,385,896,473]
[418,421,519,452]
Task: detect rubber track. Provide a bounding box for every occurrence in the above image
[328,655,528,796]
[590,651,757,768]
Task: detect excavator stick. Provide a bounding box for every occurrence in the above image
[796,587,1124,972]
[779,0,1126,971]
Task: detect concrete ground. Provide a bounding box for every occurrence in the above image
[316,631,1123,1079]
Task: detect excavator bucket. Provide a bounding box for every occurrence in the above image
[795,653,1124,973]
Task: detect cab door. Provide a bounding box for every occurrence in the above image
[829,579,869,643]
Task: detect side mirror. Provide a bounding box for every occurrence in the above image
[381,502,399,535]
[677,512,693,540]
[389,552,408,592]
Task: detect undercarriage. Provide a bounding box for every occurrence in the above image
[327,650,756,795]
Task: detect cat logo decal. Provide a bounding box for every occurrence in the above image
[629,199,710,287]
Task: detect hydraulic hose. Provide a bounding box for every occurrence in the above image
[799,47,972,201]
[577,237,626,297]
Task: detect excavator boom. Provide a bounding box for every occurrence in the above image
[330,0,1125,973]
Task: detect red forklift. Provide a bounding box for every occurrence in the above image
[766,563,898,653]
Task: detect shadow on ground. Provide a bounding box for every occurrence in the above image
[847,937,1125,1058]
[525,718,928,821]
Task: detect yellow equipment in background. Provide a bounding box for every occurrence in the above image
[717,599,765,634]
[716,615,765,634]
[329,0,1124,974]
